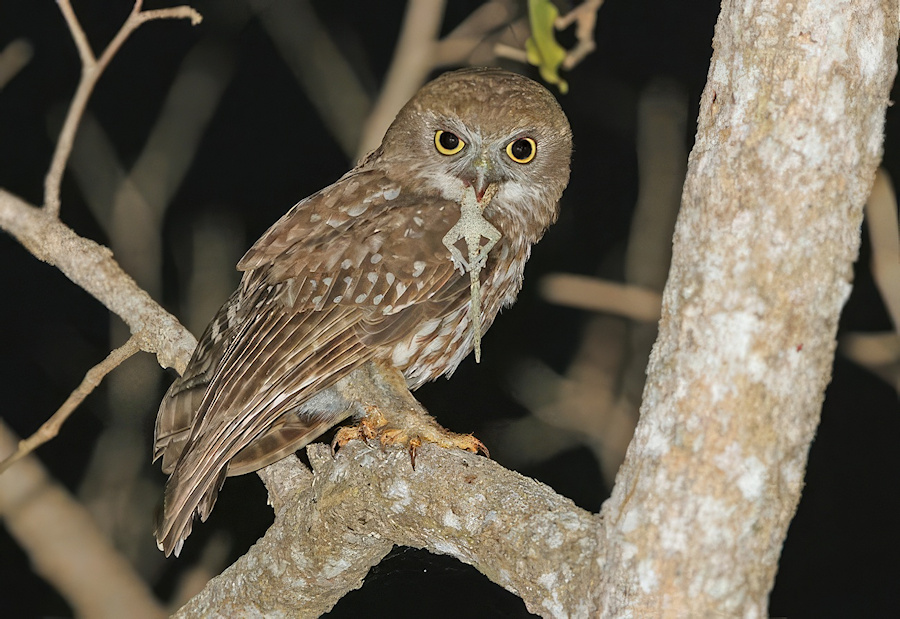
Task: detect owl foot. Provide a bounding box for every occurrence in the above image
[331,406,488,467]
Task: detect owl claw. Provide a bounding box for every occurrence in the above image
[331,407,388,455]
[329,406,489,465]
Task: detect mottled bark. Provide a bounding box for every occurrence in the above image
[175,442,600,618]
[597,0,898,616]
[0,190,197,373]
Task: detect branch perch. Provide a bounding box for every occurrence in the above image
[175,442,601,618]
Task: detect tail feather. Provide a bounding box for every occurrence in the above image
[155,465,227,557]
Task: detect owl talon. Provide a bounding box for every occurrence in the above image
[331,408,390,454]
[329,406,489,466]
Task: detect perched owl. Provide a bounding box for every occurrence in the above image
[154,67,572,556]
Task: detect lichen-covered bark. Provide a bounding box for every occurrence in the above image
[171,363,600,617]
[597,0,898,616]
[174,442,600,618]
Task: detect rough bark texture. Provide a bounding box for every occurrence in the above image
[173,364,602,618]
[174,442,600,618]
[597,0,898,616]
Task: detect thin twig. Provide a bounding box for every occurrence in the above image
[492,0,604,75]
[557,0,604,70]
[432,0,518,67]
[0,337,142,475]
[43,0,202,217]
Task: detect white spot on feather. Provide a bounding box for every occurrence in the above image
[412,260,426,277]
[345,203,367,217]
[383,186,400,200]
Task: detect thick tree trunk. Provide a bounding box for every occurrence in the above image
[597,0,898,616]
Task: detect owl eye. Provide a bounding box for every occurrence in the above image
[434,130,465,155]
[506,137,536,164]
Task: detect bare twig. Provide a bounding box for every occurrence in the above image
[557,0,605,70]
[837,167,900,391]
[433,0,518,66]
[493,41,530,63]
[253,0,371,159]
[493,0,605,76]
[44,0,202,217]
[0,337,141,475]
[866,168,900,331]
[540,274,662,322]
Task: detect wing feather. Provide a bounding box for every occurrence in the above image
[155,166,478,555]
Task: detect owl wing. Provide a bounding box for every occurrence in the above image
[155,167,471,555]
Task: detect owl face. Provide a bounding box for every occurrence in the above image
[379,68,573,237]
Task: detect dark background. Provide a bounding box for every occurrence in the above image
[1,1,898,617]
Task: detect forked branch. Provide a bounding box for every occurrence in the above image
[44,0,202,216]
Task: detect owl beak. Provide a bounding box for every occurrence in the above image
[469,159,497,202]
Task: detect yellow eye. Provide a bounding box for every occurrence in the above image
[434,130,465,155]
[506,137,536,164]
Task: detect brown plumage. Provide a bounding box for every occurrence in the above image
[153,67,572,556]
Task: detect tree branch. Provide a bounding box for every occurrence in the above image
[0,421,165,619]
[356,0,447,158]
[596,0,899,615]
[44,0,202,216]
[175,442,601,618]
[0,337,141,475]
[0,190,197,373]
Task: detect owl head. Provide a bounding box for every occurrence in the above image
[378,68,573,237]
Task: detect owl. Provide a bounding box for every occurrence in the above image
[153,67,572,556]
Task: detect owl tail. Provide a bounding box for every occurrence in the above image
[155,463,227,557]
[154,407,345,557]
